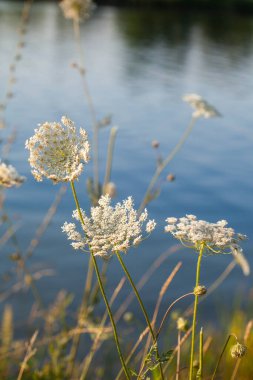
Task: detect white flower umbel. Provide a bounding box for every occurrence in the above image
[25,116,90,184]
[165,215,246,254]
[183,93,221,119]
[59,0,93,22]
[0,162,26,188]
[62,195,156,258]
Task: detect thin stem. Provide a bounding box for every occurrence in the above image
[189,244,204,380]
[176,331,181,380]
[156,292,194,339]
[211,334,237,380]
[138,116,197,213]
[72,19,99,198]
[115,252,165,380]
[91,253,130,379]
[103,126,118,192]
[70,181,130,379]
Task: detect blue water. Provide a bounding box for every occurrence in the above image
[0,2,253,323]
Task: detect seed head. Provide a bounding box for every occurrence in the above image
[59,0,93,22]
[194,285,207,296]
[230,342,247,358]
[183,93,221,119]
[0,162,26,188]
[62,195,155,258]
[25,116,90,184]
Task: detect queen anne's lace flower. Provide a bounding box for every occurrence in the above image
[0,162,26,188]
[25,116,90,184]
[59,0,93,22]
[62,195,155,258]
[165,215,246,253]
[183,93,221,119]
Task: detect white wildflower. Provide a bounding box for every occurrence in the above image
[183,93,220,119]
[59,0,93,22]
[25,116,90,184]
[62,195,155,258]
[165,214,246,253]
[0,162,26,188]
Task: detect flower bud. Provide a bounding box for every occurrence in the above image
[230,342,247,358]
[194,285,207,296]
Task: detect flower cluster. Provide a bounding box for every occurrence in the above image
[183,93,220,119]
[25,116,90,184]
[0,162,26,188]
[230,342,247,359]
[165,215,246,253]
[62,195,156,258]
[59,0,93,22]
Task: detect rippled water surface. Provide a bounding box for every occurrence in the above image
[1,2,253,321]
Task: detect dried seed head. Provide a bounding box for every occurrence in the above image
[59,0,93,22]
[230,342,247,358]
[194,285,207,296]
[151,140,159,149]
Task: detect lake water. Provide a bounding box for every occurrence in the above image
[0,2,253,325]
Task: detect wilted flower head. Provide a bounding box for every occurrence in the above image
[59,0,93,22]
[62,195,156,258]
[183,93,220,119]
[0,162,25,188]
[230,342,247,358]
[25,116,90,184]
[165,215,246,253]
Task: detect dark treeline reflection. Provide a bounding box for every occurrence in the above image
[115,9,253,62]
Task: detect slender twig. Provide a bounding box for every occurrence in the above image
[72,19,99,198]
[156,293,194,340]
[138,116,197,213]
[189,244,204,380]
[103,126,118,192]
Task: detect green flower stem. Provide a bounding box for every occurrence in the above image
[91,253,130,379]
[189,243,204,380]
[70,181,130,379]
[116,251,165,380]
